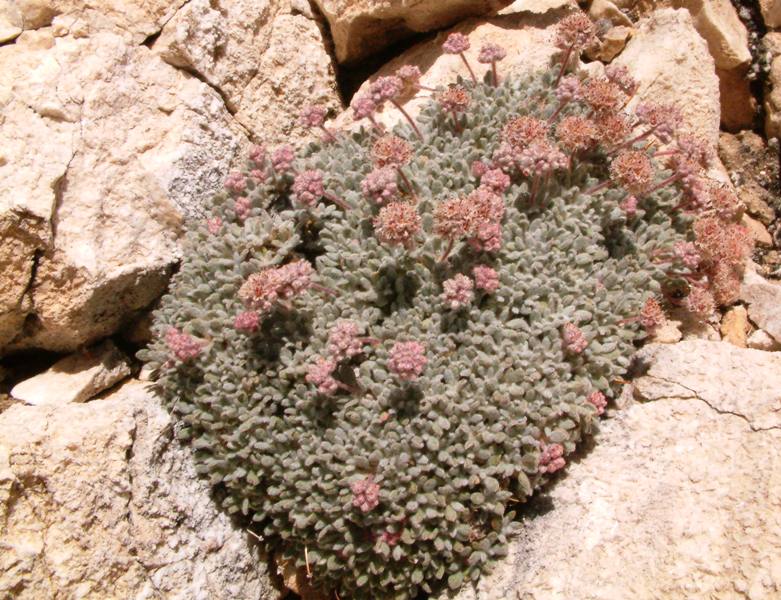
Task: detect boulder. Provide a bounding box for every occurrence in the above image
[311,0,513,63]
[0,0,21,42]
[759,0,781,29]
[154,0,342,146]
[741,267,781,344]
[719,305,749,347]
[451,340,781,599]
[0,380,277,599]
[747,329,781,351]
[765,32,781,140]
[10,340,131,406]
[0,28,250,353]
[717,66,757,132]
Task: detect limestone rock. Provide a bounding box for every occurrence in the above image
[765,32,781,140]
[0,29,249,353]
[717,66,757,132]
[0,380,276,599]
[154,0,342,146]
[741,267,781,344]
[451,340,781,599]
[0,0,21,42]
[588,0,633,26]
[718,131,779,226]
[742,214,774,247]
[10,340,131,406]
[586,25,633,62]
[719,305,749,347]
[759,0,781,28]
[649,320,683,344]
[615,9,720,150]
[312,0,513,63]
[747,329,781,351]
[498,0,577,15]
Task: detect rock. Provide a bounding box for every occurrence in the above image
[0,380,276,599]
[0,0,21,42]
[741,267,781,344]
[9,340,131,406]
[499,0,577,15]
[0,29,249,353]
[154,0,342,146]
[718,131,779,226]
[615,9,720,151]
[451,340,781,599]
[588,0,633,26]
[719,305,749,347]
[717,66,757,132]
[312,0,513,63]
[742,214,774,247]
[586,25,633,62]
[15,0,188,43]
[765,32,781,140]
[759,0,781,28]
[650,320,683,344]
[747,328,781,351]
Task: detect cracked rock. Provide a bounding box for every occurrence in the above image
[0,379,276,599]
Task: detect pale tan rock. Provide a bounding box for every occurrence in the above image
[765,32,781,140]
[587,25,632,62]
[741,267,781,344]
[615,9,720,150]
[0,380,276,599]
[719,305,749,347]
[312,0,513,63]
[650,319,683,344]
[742,214,774,247]
[0,0,22,42]
[10,340,130,406]
[499,0,577,15]
[759,0,781,28]
[155,0,341,146]
[451,340,781,599]
[717,66,757,132]
[747,329,781,351]
[0,29,249,353]
[588,0,633,26]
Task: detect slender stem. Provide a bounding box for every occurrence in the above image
[439,238,455,263]
[390,100,422,139]
[547,100,568,124]
[491,62,498,87]
[584,180,611,195]
[610,128,655,154]
[459,53,478,84]
[319,124,337,142]
[554,44,574,88]
[529,176,540,205]
[396,168,414,195]
[312,282,338,296]
[643,173,683,196]
[324,191,350,211]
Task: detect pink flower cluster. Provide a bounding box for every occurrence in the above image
[292,170,325,207]
[388,341,427,381]
[639,297,667,332]
[351,94,377,120]
[561,322,588,354]
[434,188,505,251]
[480,168,510,194]
[238,260,313,313]
[298,105,327,128]
[477,43,506,64]
[442,274,474,310]
[206,217,222,235]
[327,320,364,361]
[587,391,607,416]
[234,310,260,333]
[673,241,701,270]
[442,32,470,54]
[517,140,568,177]
[165,327,204,362]
[473,265,499,293]
[234,196,251,220]
[372,135,413,168]
[306,357,340,395]
[373,201,421,247]
[224,171,247,194]
[369,75,403,103]
[539,443,566,474]
[555,13,597,51]
[361,167,399,204]
[555,75,583,103]
[271,145,295,172]
[437,85,471,114]
[351,476,380,512]
[610,151,654,195]
[635,102,682,144]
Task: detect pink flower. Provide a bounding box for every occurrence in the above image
[610,151,653,195]
[480,168,510,194]
[442,274,474,310]
[271,145,295,172]
[224,171,247,194]
[468,222,502,252]
[248,144,266,165]
[234,196,251,220]
[556,116,598,153]
[249,169,266,182]
[620,196,638,217]
[562,322,588,354]
[361,167,399,204]
[437,85,470,114]
[640,297,667,332]
[234,310,260,333]
[206,217,222,234]
[292,170,325,207]
[238,260,314,313]
[372,135,413,168]
[299,105,327,128]
[684,286,715,318]
[471,160,489,178]
[539,443,566,474]
[555,75,583,103]
[351,476,380,512]
[165,327,204,362]
[477,43,506,63]
[587,391,607,416]
[306,356,340,395]
[673,241,701,270]
[351,94,377,120]
[442,32,470,54]
[473,265,499,293]
[374,202,421,247]
[380,528,402,546]
[327,320,363,361]
[555,12,597,51]
[604,64,638,96]
[635,102,682,144]
[388,341,427,381]
[369,76,403,103]
[518,141,568,177]
[582,78,623,115]
[395,64,422,85]
[501,116,549,150]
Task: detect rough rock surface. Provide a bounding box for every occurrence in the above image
[717,66,758,131]
[0,28,249,353]
[760,0,781,28]
[0,0,21,42]
[451,340,781,599]
[765,32,781,140]
[154,0,342,146]
[741,267,781,344]
[719,305,749,347]
[0,380,276,599]
[312,0,513,63]
[10,340,130,405]
[747,329,781,351]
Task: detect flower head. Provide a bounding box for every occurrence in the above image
[292,170,325,207]
[480,168,511,194]
[518,140,568,177]
[684,286,716,318]
[473,265,500,293]
[556,116,598,153]
[604,64,638,96]
[620,195,639,217]
[437,85,471,114]
[206,217,222,235]
[539,442,566,474]
[351,476,380,512]
[298,105,327,128]
[501,116,549,150]
[582,79,623,115]
[593,113,631,146]
[238,260,314,313]
[388,341,427,381]
[587,391,607,416]
[477,43,507,63]
[635,102,682,144]
[468,222,503,252]
[328,320,364,362]
[361,167,399,205]
[351,94,377,120]
[224,171,247,194]
[372,135,413,168]
[708,184,743,221]
[165,327,204,362]
[555,13,597,51]
[562,322,588,354]
[374,202,421,247]
[248,144,267,165]
[271,145,295,172]
[640,297,667,332]
[395,64,422,95]
[673,241,701,270]
[234,310,260,333]
[555,75,583,103]
[369,75,403,103]
[234,196,251,220]
[610,151,654,195]
[306,356,339,395]
[443,32,470,54]
[442,274,474,310]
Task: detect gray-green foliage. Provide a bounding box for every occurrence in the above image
[140,69,688,599]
